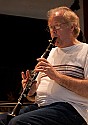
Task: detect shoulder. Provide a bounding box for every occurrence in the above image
[79,42,88,50]
[81,42,88,46]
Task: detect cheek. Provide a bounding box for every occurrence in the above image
[59,28,70,37]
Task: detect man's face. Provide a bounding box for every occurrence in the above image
[48,16,72,47]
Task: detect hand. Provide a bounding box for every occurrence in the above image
[21,70,37,97]
[21,70,31,89]
[35,58,58,80]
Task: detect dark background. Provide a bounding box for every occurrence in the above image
[0,14,51,101]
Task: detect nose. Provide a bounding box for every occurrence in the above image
[50,29,57,38]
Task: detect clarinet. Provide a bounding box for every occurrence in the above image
[7,37,57,122]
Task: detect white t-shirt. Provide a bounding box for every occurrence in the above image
[36,42,88,123]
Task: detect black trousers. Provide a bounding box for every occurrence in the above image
[0,102,87,125]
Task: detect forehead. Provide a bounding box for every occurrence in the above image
[48,10,65,23]
[48,15,65,25]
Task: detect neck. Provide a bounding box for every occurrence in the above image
[56,38,80,48]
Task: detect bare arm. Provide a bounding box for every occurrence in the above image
[53,71,88,98]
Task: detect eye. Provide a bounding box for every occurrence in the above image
[54,25,60,30]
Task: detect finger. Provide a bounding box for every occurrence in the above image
[26,70,32,80]
[37,58,48,63]
[35,66,47,72]
[36,61,50,69]
[22,79,27,88]
[21,71,26,80]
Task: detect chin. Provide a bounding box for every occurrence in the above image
[55,41,59,46]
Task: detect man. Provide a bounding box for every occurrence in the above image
[5,6,88,125]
